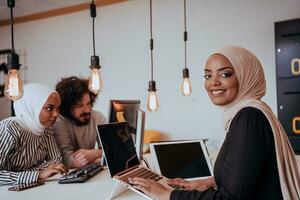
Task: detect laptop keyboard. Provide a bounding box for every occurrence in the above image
[120,167,163,184]
[58,162,103,184]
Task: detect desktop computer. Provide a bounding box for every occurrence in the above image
[108,100,145,161]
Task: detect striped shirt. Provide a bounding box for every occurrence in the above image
[0,118,62,185]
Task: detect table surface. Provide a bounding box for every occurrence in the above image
[1,155,300,200]
[0,168,145,200]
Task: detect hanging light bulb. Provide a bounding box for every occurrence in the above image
[147,91,159,111]
[4,54,23,100]
[88,56,103,94]
[146,0,159,112]
[147,80,159,112]
[181,68,192,96]
[88,0,103,94]
[180,0,192,96]
[4,0,23,101]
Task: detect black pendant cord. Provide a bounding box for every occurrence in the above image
[150,0,154,82]
[91,0,96,56]
[92,16,96,56]
[183,0,187,69]
[10,6,14,53]
[7,0,20,70]
[89,0,100,69]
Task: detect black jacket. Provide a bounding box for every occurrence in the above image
[170,107,283,200]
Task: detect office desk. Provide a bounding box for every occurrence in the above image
[1,155,300,200]
[0,169,145,200]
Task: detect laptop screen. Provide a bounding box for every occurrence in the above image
[151,141,212,179]
[97,122,140,177]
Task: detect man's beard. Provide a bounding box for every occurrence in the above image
[69,112,91,126]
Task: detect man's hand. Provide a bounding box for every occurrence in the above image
[71,149,102,168]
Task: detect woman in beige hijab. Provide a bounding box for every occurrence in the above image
[129,45,300,200]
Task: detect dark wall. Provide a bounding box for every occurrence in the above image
[275,18,300,153]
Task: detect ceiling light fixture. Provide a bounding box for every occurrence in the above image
[4,0,23,101]
[147,0,159,112]
[88,0,103,94]
[180,0,192,96]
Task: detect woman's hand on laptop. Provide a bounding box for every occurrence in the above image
[168,177,216,192]
[129,177,173,200]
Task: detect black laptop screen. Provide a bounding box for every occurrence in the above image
[153,142,211,179]
[97,122,140,177]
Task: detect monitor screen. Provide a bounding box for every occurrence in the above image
[151,141,212,179]
[108,100,141,141]
[97,122,140,177]
[108,100,145,160]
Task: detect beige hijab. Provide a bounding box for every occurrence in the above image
[213,45,300,199]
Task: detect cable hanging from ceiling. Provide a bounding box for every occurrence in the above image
[88,0,103,94]
[146,0,159,112]
[180,0,192,96]
[4,0,24,101]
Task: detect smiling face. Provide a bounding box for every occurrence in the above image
[204,54,239,106]
[39,93,61,128]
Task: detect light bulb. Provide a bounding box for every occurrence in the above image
[181,68,192,96]
[88,68,103,94]
[147,80,159,112]
[4,69,23,101]
[147,91,159,112]
[181,77,192,96]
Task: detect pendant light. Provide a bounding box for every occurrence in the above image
[88,0,103,94]
[4,0,23,101]
[180,0,192,96]
[147,0,159,112]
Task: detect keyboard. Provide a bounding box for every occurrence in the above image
[120,167,163,184]
[58,162,103,184]
[119,167,183,190]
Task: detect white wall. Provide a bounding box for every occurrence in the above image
[1,0,300,146]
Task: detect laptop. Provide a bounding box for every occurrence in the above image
[97,122,178,200]
[150,140,213,180]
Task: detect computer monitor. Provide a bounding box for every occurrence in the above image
[108,100,145,160]
[108,100,140,134]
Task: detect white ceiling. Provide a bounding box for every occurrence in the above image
[0,0,89,20]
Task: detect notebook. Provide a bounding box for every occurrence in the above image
[97,122,178,200]
[150,140,213,180]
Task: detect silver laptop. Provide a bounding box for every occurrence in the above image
[150,140,213,180]
[97,122,178,200]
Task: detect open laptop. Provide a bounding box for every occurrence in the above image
[150,140,213,180]
[97,122,179,200]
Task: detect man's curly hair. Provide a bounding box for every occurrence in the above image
[55,76,98,119]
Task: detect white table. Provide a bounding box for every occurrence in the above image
[1,155,300,200]
[0,169,145,200]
